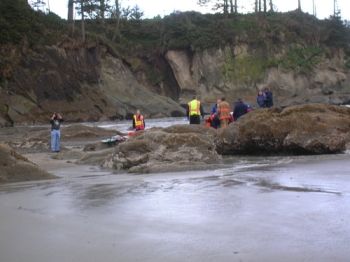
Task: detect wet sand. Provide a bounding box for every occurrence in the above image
[0,154,350,261]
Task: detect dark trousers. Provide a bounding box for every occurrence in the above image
[189,115,201,124]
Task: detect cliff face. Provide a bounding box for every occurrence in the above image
[165,46,350,107]
[1,6,350,126]
[2,41,349,126]
[0,41,185,126]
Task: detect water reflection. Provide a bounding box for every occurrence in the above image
[1,153,349,215]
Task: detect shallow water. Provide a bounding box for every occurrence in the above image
[91,117,188,132]
[0,154,350,261]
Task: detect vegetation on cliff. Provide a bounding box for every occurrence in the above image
[1,0,349,81]
[88,10,350,86]
[1,0,350,126]
[0,0,65,46]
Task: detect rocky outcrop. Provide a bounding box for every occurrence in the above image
[2,104,349,175]
[105,104,350,173]
[2,39,349,127]
[99,53,185,118]
[0,143,55,183]
[110,125,221,173]
[0,43,107,125]
[0,42,185,127]
[165,50,197,102]
[165,47,350,109]
[2,8,350,126]
[216,104,350,155]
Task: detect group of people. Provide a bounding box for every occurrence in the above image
[186,88,273,129]
[49,110,145,153]
[49,89,273,152]
[257,87,274,108]
[186,96,254,129]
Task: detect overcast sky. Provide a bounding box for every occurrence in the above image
[45,0,350,21]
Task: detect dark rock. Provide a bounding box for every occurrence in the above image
[112,125,221,173]
[216,104,350,155]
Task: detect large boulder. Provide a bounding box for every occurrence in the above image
[0,143,55,183]
[216,104,350,155]
[110,125,221,173]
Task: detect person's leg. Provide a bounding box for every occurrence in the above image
[214,117,220,128]
[50,130,56,152]
[189,116,193,124]
[194,115,200,124]
[56,130,61,152]
[220,119,228,128]
[189,115,196,124]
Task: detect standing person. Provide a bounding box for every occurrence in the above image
[210,98,221,129]
[217,97,231,128]
[186,96,204,124]
[211,98,221,115]
[233,98,248,121]
[257,90,266,108]
[264,87,274,108]
[132,109,145,131]
[50,112,63,152]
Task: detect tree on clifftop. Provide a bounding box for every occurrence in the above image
[68,0,74,21]
[255,0,273,13]
[74,0,86,41]
[269,0,274,12]
[198,0,238,14]
[111,0,121,41]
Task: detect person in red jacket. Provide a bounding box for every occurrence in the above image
[132,110,145,131]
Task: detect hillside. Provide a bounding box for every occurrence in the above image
[1,0,350,126]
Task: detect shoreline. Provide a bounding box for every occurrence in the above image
[1,104,350,183]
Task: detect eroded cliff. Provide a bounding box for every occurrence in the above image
[1,4,350,126]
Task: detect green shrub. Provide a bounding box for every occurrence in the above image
[279,46,323,73]
[223,52,268,84]
[0,0,67,45]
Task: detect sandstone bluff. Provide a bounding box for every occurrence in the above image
[1,4,350,126]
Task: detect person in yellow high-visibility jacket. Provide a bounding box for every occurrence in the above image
[186,96,204,124]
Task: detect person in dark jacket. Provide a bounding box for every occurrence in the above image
[264,87,274,108]
[210,98,221,129]
[211,98,221,114]
[233,98,248,121]
[257,90,266,108]
[50,112,63,152]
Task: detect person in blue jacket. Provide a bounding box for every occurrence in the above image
[257,90,266,108]
[210,98,221,128]
[264,87,274,108]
